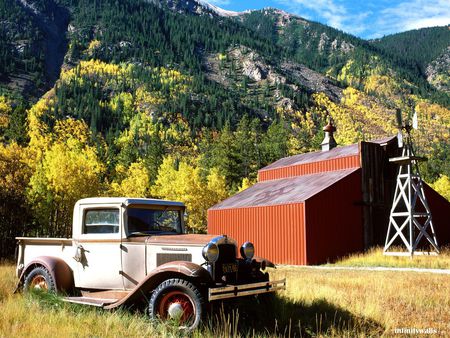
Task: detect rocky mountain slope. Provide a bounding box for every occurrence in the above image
[145,0,240,17]
[426,46,450,93]
[371,25,450,94]
[0,0,69,96]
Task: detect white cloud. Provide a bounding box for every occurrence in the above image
[374,0,450,37]
[274,0,449,38]
[275,0,371,36]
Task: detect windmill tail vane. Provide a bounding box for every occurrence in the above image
[395,107,418,149]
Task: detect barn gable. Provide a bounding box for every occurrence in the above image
[258,144,360,181]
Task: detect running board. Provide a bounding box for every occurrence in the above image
[64,296,119,307]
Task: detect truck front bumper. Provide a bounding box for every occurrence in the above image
[208,278,286,301]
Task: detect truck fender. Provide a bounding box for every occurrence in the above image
[104,261,212,309]
[15,256,74,293]
[254,256,276,269]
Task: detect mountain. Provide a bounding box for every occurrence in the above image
[0,0,449,251]
[2,1,448,104]
[237,9,450,102]
[371,26,450,93]
[371,26,450,70]
[0,0,69,96]
[426,46,450,93]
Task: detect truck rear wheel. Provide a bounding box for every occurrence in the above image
[148,278,204,331]
[23,266,56,293]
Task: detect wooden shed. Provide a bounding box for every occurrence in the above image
[208,135,450,265]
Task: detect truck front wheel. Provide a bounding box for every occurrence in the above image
[23,266,56,293]
[148,278,204,331]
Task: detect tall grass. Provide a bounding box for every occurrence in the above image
[329,246,450,269]
[1,262,449,337]
[271,267,450,336]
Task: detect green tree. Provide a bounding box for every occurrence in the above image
[260,120,289,165]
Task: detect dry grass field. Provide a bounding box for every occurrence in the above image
[270,267,449,337]
[329,246,450,269]
[1,260,448,337]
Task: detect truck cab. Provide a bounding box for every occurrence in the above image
[16,197,285,330]
[72,198,194,290]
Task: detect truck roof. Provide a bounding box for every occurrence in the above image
[76,197,185,208]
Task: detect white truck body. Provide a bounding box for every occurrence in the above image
[17,198,208,290]
[15,197,285,329]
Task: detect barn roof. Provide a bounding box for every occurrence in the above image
[261,144,359,172]
[259,136,396,173]
[209,168,359,210]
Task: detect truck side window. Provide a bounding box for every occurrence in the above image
[84,209,119,234]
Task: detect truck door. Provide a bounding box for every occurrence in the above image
[73,206,124,290]
[120,205,185,290]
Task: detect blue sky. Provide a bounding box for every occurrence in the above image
[207,0,450,39]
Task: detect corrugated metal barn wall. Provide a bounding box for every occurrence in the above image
[423,185,450,246]
[305,169,363,264]
[258,155,360,181]
[208,203,307,265]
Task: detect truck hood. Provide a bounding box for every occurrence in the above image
[126,234,217,246]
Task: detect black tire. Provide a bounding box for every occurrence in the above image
[148,278,204,331]
[23,266,56,293]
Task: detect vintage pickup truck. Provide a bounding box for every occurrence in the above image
[15,197,285,330]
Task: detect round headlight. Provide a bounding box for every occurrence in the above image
[202,243,219,263]
[240,241,255,260]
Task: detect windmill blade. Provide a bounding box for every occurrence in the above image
[412,110,418,130]
[395,108,403,128]
[397,130,403,148]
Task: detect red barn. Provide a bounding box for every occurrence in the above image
[208,127,450,265]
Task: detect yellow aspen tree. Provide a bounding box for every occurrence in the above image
[238,177,255,192]
[110,161,150,197]
[0,96,11,129]
[0,142,33,256]
[430,175,450,201]
[27,119,104,237]
[0,142,31,197]
[27,94,54,166]
[152,158,228,232]
[205,167,229,208]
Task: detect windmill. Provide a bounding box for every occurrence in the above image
[383,107,440,256]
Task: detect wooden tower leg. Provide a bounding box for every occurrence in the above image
[383,144,439,256]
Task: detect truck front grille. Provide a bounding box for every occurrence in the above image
[215,244,238,283]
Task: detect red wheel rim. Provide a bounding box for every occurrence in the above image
[158,290,195,324]
[30,275,48,290]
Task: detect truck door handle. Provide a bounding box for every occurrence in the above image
[73,245,83,262]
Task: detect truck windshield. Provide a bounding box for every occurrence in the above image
[127,207,182,235]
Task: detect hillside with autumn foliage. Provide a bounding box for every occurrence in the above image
[0,0,449,257]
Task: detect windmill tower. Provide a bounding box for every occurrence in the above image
[383,108,440,256]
